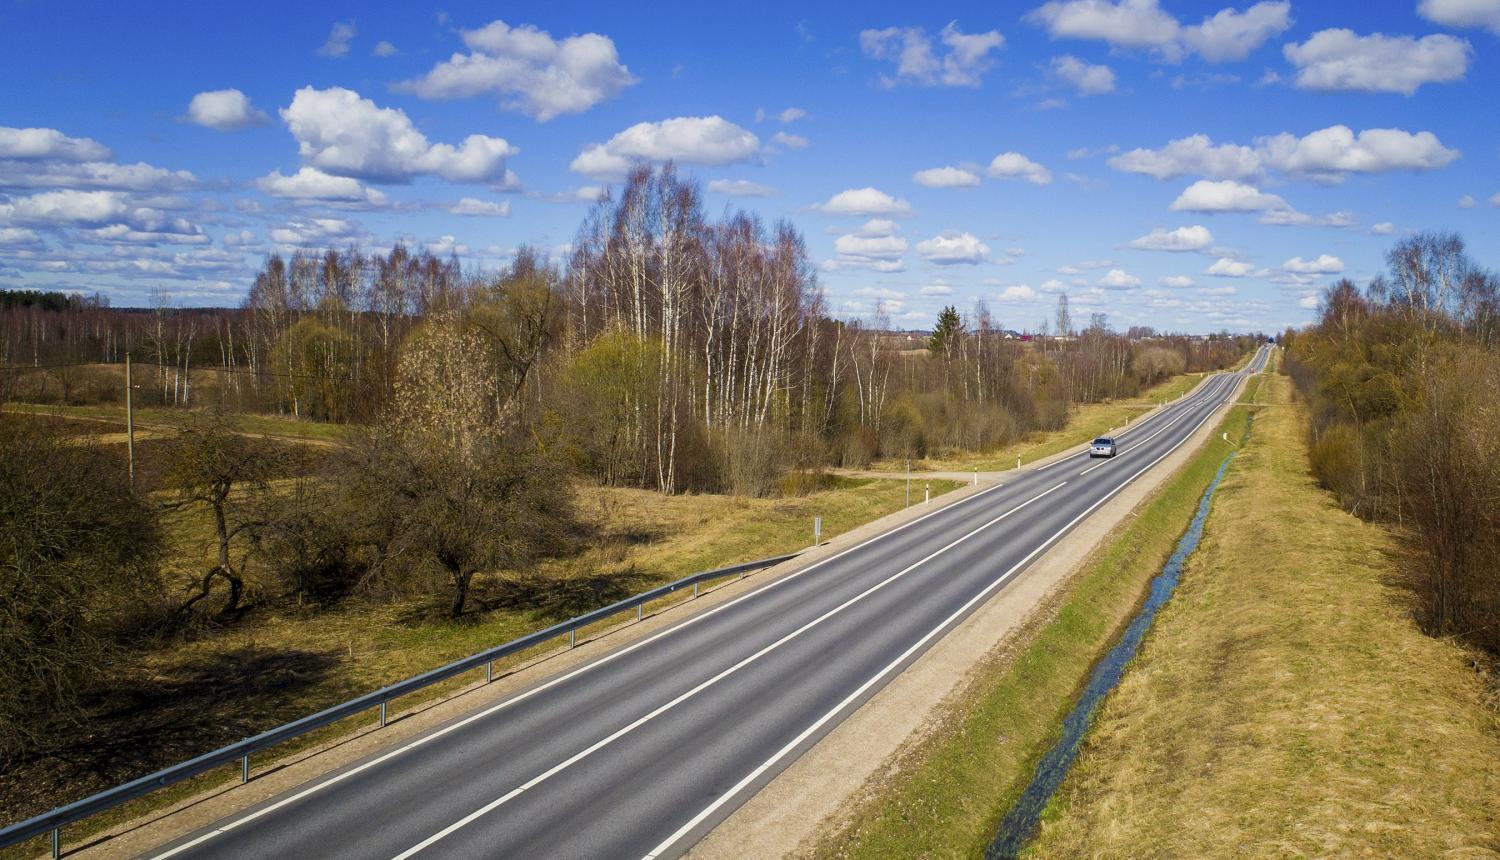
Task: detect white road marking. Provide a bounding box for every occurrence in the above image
[388,482,1070,859]
[149,443,1036,859]
[641,360,1249,860]
[147,354,1262,860]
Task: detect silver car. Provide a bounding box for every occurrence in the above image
[1089,436,1117,458]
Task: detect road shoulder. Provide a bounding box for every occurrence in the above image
[690,370,1253,859]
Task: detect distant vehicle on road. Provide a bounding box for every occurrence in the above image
[1090,436,1117,458]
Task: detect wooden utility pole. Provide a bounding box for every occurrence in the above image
[126,354,135,488]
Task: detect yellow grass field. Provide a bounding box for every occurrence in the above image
[1028,372,1500,857]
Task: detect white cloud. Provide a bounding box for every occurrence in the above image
[773,107,808,123]
[1458,194,1477,208]
[707,179,776,197]
[0,227,41,246]
[1283,30,1470,95]
[1257,126,1459,183]
[1491,192,1500,207]
[0,189,129,225]
[771,131,810,150]
[447,197,510,216]
[1282,254,1343,274]
[1182,2,1292,62]
[185,89,269,132]
[1371,221,1395,234]
[0,126,110,162]
[1298,295,1320,309]
[916,231,990,265]
[826,218,907,271]
[1108,134,1261,181]
[1419,0,1500,34]
[1205,257,1254,277]
[1098,268,1142,289]
[913,166,982,188]
[1025,0,1180,51]
[281,87,518,183]
[860,22,1005,87]
[373,41,399,58]
[570,116,759,180]
[1170,179,1287,212]
[0,160,196,193]
[396,19,636,121]
[256,167,386,205]
[1110,125,1457,185]
[920,283,955,296]
[318,21,356,58]
[1024,0,1288,62]
[1161,275,1195,287]
[1257,207,1358,228]
[987,152,1052,184]
[998,285,1038,302]
[269,217,361,247]
[810,187,913,216]
[1197,285,1238,296]
[1040,278,1069,292]
[1127,225,1214,252]
[1050,55,1115,95]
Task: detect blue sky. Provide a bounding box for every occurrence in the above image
[1,0,1498,333]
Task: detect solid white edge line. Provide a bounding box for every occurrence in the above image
[148,450,1031,858]
[386,482,1071,859]
[147,353,1260,860]
[640,357,1252,860]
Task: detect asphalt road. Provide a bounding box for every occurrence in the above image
[146,346,1270,860]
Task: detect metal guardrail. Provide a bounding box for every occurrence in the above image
[0,551,802,856]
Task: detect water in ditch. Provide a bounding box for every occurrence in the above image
[985,421,1249,859]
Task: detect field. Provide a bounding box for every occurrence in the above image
[0,408,963,849]
[1026,372,1500,856]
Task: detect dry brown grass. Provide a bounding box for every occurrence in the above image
[0,472,960,851]
[1027,372,1500,858]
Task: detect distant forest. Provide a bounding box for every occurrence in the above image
[1,164,1255,493]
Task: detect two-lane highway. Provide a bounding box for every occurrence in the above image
[147,346,1269,860]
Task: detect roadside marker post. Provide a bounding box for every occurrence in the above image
[814,516,822,546]
[924,482,930,505]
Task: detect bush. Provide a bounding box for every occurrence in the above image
[0,418,163,758]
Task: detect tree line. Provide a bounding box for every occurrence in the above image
[2,164,1260,762]
[1284,231,1500,655]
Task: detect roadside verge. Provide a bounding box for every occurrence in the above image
[691,369,1259,858]
[1026,372,1500,856]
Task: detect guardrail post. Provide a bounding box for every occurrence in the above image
[637,603,643,621]
[692,581,699,598]
[380,701,387,727]
[485,661,493,683]
[241,754,249,784]
[569,628,576,647]
[51,827,58,859]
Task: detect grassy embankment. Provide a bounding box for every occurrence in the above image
[812,367,1260,859]
[1026,372,1500,856]
[871,369,1209,474]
